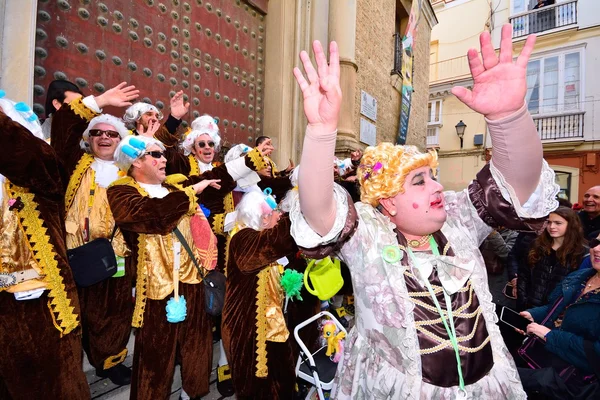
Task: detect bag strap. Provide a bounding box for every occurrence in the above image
[584,340,600,379]
[541,296,564,325]
[109,224,118,243]
[173,227,204,277]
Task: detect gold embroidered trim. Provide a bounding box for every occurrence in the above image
[103,348,128,370]
[184,187,198,215]
[248,148,267,171]
[211,213,225,236]
[255,267,270,378]
[132,233,149,328]
[188,155,200,176]
[65,153,94,212]
[223,192,235,214]
[165,174,188,185]
[408,284,474,315]
[110,176,149,196]
[69,97,99,122]
[9,184,79,335]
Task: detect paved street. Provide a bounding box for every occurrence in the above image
[88,334,234,400]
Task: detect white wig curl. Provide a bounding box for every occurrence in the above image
[182,114,221,156]
[80,114,130,151]
[235,190,273,231]
[113,135,165,171]
[122,103,163,128]
[0,91,43,140]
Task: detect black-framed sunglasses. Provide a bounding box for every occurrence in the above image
[590,238,600,249]
[144,151,166,159]
[89,129,120,138]
[196,141,215,148]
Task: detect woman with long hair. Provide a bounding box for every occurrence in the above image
[517,206,588,310]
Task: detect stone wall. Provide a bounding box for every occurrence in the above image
[353,0,430,151]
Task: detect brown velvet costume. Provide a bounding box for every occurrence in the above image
[222,215,319,399]
[50,97,133,371]
[0,113,89,399]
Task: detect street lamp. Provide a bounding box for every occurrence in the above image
[455,120,466,149]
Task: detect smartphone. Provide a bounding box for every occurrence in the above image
[500,306,531,332]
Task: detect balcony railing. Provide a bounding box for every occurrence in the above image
[429,54,471,83]
[533,111,584,141]
[427,126,440,148]
[510,1,578,39]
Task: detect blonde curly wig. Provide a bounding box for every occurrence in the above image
[357,143,438,207]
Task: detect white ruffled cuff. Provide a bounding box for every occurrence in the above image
[82,95,102,113]
[489,159,559,219]
[225,157,260,188]
[289,183,350,249]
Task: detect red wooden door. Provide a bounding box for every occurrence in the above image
[34,0,267,147]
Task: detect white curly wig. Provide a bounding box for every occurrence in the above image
[122,103,163,129]
[235,190,275,231]
[113,135,165,171]
[182,114,221,156]
[80,114,130,151]
[224,143,252,163]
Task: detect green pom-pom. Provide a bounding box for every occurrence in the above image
[280,269,304,301]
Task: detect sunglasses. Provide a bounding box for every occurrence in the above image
[196,141,215,148]
[89,129,120,138]
[590,238,600,249]
[144,151,166,159]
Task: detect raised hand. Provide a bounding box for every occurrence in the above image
[452,24,536,120]
[284,158,295,173]
[138,119,160,138]
[170,90,190,120]
[293,41,342,133]
[95,82,139,109]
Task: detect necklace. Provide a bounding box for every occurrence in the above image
[407,234,433,249]
[586,274,600,288]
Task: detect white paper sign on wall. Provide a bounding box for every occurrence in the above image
[360,118,377,146]
[360,90,377,121]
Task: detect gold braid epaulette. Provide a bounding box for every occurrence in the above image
[69,97,100,121]
[255,267,270,378]
[132,234,149,328]
[188,155,200,176]
[248,148,268,171]
[64,153,94,212]
[8,183,79,335]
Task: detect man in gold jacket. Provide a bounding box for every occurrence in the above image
[107,135,267,400]
[50,82,139,385]
[0,94,89,398]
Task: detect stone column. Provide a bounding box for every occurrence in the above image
[328,0,359,154]
[0,0,37,104]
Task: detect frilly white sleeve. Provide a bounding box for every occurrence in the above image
[82,95,102,113]
[490,159,560,219]
[289,183,350,249]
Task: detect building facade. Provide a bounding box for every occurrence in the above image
[0,0,435,167]
[429,0,600,203]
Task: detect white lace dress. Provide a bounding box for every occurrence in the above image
[288,161,559,399]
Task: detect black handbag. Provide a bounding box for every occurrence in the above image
[67,227,118,288]
[173,228,226,316]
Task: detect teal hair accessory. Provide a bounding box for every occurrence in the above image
[14,102,30,112]
[122,145,142,159]
[280,269,304,301]
[129,136,147,150]
[263,187,277,210]
[166,295,187,323]
[0,90,5,98]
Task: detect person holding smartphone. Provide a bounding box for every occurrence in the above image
[516,234,600,399]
